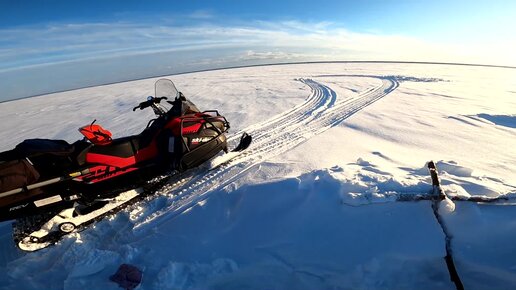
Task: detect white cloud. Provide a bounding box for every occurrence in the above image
[242,50,298,60]
[188,10,215,19]
[1,19,513,73]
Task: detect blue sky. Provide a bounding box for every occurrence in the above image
[1,0,515,101]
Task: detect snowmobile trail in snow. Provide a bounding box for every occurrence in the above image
[132,75,399,231]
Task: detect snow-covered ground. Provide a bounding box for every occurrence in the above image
[0,62,515,289]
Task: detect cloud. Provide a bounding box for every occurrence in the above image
[1,19,515,100]
[241,50,299,60]
[235,50,334,64]
[188,10,215,19]
[2,19,513,74]
[1,19,513,73]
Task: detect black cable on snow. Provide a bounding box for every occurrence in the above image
[428,161,465,290]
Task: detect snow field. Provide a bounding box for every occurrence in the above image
[0,62,515,289]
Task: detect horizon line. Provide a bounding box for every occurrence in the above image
[2,60,515,104]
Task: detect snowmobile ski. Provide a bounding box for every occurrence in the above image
[16,188,143,252]
[231,132,252,152]
[207,132,252,171]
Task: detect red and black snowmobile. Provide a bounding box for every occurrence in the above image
[0,79,251,251]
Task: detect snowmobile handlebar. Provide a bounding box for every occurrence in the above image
[132,96,168,111]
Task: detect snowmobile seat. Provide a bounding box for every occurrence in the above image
[87,136,142,159]
[82,134,164,169]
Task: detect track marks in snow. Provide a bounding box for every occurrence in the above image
[132,76,399,230]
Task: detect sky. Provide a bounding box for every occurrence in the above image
[0,0,515,101]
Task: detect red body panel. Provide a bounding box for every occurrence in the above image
[168,115,204,136]
[135,141,158,163]
[78,165,138,183]
[86,153,136,168]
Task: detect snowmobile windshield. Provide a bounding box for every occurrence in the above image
[155,79,178,100]
[152,78,200,115]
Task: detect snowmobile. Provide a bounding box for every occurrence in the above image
[0,79,251,251]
